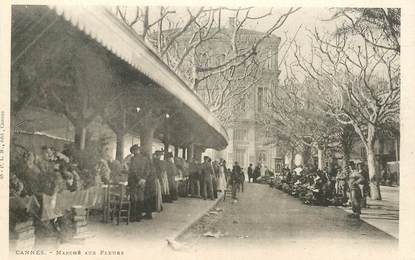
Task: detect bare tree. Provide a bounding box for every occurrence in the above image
[11,29,116,151]
[114,6,300,125]
[260,68,342,170]
[330,8,400,53]
[294,25,400,200]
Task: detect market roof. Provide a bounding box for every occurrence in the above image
[12,5,229,150]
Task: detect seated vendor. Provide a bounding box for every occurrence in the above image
[20,151,42,196]
[10,172,24,197]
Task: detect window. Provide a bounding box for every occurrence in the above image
[234,149,246,166]
[258,151,267,162]
[233,128,248,141]
[236,96,247,113]
[257,87,264,112]
[268,50,273,69]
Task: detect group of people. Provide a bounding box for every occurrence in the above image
[381,167,399,186]
[125,146,261,223]
[10,143,126,242]
[273,161,370,218]
[187,155,228,200]
[125,147,233,222]
[247,164,260,183]
[12,146,88,198]
[124,145,190,221]
[247,163,274,184]
[11,141,260,230]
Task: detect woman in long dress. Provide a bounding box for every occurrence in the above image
[151,151,165,211]
[154,176,163,212]
[217,159,227,192]
[166,153,178,201]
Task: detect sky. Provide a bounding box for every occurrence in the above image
[115,6,338,42]
[113,6,342,79]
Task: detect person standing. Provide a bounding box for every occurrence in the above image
[211,159,219,198]
[253,164,261,183]
[239,168,245,192]
[357,162,370,208]
[217,159,227,192]
[151,151,164,212]
[336,165,350,204]
[260,164,266,177]
[142,151,157,219]
[161,158,171,203]
[201,156,214,200]
[348,163,365,219]
[128,145,151,221]
[247,164,253,183]
[189,159,201,197]
[230,162,242,200]
[166,152,178,201]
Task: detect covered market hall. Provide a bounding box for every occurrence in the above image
[10,5,228,249]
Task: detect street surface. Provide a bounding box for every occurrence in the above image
[17,183,398,260]
[342,185,399,238]
[171,183,397,259]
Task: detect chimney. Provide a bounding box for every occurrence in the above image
[228,17,235,28]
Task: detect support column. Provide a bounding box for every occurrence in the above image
[187,144,194,161]
[75,93,90,151]
[164,142,170,160]
[140,126,155,157]
[139,109,163,158]
[174,146,179,157]
[193,145,204,163]
[115,131,125,162]
[182,147,186,159]
[74,125,87,151]
[114,108,127,161]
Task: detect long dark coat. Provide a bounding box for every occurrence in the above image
[128,153,151,201]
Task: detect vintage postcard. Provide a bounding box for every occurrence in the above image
[1,0,415,259]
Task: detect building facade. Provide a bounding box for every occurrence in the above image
[201,22,281,171]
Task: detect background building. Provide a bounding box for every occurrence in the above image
[200,20,281,171]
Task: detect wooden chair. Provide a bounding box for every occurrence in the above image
[108,183,130,225]
[223,186,232,201]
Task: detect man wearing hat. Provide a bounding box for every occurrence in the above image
[201,156,214,200]
[128,144,151,221]
[247,164,253,183]
[188,158,201,198]
[230,161,242,200]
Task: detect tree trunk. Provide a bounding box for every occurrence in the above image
[302,145,311,166]
[115,131,125,162]
[74,125,87,150]
[367,126,382,200]
[343,150,351,166]
[394,137,399,161]
[143,7,149,39]
[140,125,155,157]
[317,148,323,170]
[290,147,295,170]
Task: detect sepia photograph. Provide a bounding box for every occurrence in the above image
[3,1,411,259]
